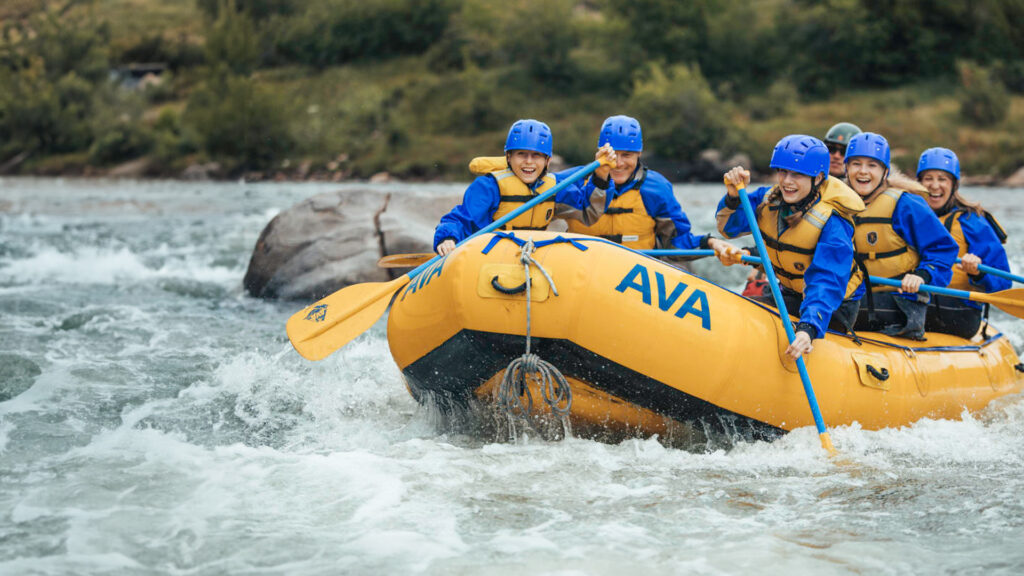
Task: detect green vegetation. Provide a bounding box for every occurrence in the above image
[2,0,1024,180]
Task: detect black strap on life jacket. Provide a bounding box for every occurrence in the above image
[944,209,1009,245]
[983,210,1008,244]
[761,235,816,256]
[499,194,541,202]
[854,245,910,262]
[604,207,634,215]
[852,215,894,225]
[856,258,876,322]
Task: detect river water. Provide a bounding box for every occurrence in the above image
[2,178,1024,575]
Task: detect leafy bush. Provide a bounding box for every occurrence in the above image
[115,34,206,71]
[958,61,1009,126]
[88,122,154,165]
[184,71,294,169]
[204,2,262,75]
[197,0,300,19]
[627,63,737,161]
[991,59,1024,94]
[433,0,578,86]
[152,108,199,165]
[746,80,799,121]
[274,0,455,68]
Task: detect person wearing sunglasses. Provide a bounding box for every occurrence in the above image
[823,122,861,178]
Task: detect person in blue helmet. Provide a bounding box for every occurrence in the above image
[917,147,1011,338]
[716,135,866,360]
[845,133,959,340]
[434,119,616,255]
[561,115,738,257]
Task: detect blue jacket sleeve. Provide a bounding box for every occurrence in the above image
[890,193,958,287]
[714,186,771,239]
[799,216,858,339]
[959,212,1012,293]
[433,176,500,250]
[552,168,594,210]
[636,172,707,250]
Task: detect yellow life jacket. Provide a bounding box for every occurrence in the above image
[754,176,865,298]
[567,168,655,249]
[470,156,557,230]
[941,209,1008,292]
[852,188,921,292]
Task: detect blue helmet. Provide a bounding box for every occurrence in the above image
[769,135,829,177]
[598,115,643,152]
[504,119,553,156]
[844,132,890,169]
[917,147,960,180]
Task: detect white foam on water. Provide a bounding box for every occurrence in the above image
[5,180,1024,574]
[0,245,241,287]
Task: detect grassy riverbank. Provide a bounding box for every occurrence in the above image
[4,0,1024,182]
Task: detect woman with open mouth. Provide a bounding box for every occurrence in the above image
[846,133,959,340]
[916,147,1012,338]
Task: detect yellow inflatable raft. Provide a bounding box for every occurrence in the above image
[387,231,1024,443]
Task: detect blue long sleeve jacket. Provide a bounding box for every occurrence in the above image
[556,166,710,250]
[432,170,595,250]
[953,209,1012,297]
[716,186,862,339]
[889,192,959,290]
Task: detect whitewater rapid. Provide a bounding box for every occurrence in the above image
[2,178,1023,575]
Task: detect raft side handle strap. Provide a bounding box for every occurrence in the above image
[491,275,528,295]
[866,365,890,381]
[480,231,589,255]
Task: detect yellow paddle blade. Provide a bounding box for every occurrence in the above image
[377,253,434,268]
[974,288,1024,320]
[285,275,411,360]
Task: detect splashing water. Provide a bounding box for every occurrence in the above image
[1,178,1023,575]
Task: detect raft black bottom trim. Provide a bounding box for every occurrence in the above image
[402,330,784,443]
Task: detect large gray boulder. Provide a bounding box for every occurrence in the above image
[244,188,459,300]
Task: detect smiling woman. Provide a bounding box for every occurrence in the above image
[715,135,865,361]
[432,119,615,256]
[916,147,1014,337]
[845,133,960,340]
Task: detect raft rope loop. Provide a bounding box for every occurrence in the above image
[496,238,573,433]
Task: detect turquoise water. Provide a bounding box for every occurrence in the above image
[2,178,1024,575]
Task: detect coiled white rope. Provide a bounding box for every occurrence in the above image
[496,239,573,432]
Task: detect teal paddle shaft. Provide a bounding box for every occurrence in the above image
[957,258,1024,285]
[640,249,758,265]
[735,187,834,450]
[646,249,1019,311]
[407,160,603,281]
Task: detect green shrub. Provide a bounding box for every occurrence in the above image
[437,0,578,86]
[88,123,154,165]
[204,1,262,75]
[747,80,799,121]
[184,71,294,169]
[627,63,737,161]
[274,0,455,68]
[958,61,1009,126]
[991,59,1024,94]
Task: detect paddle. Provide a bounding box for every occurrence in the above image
[866,277,1024,319]
[377,247,732,268]
[286,159,608,361]
[734,185,837,455]
[649,249,1024,320]
[957,258,1024,285]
